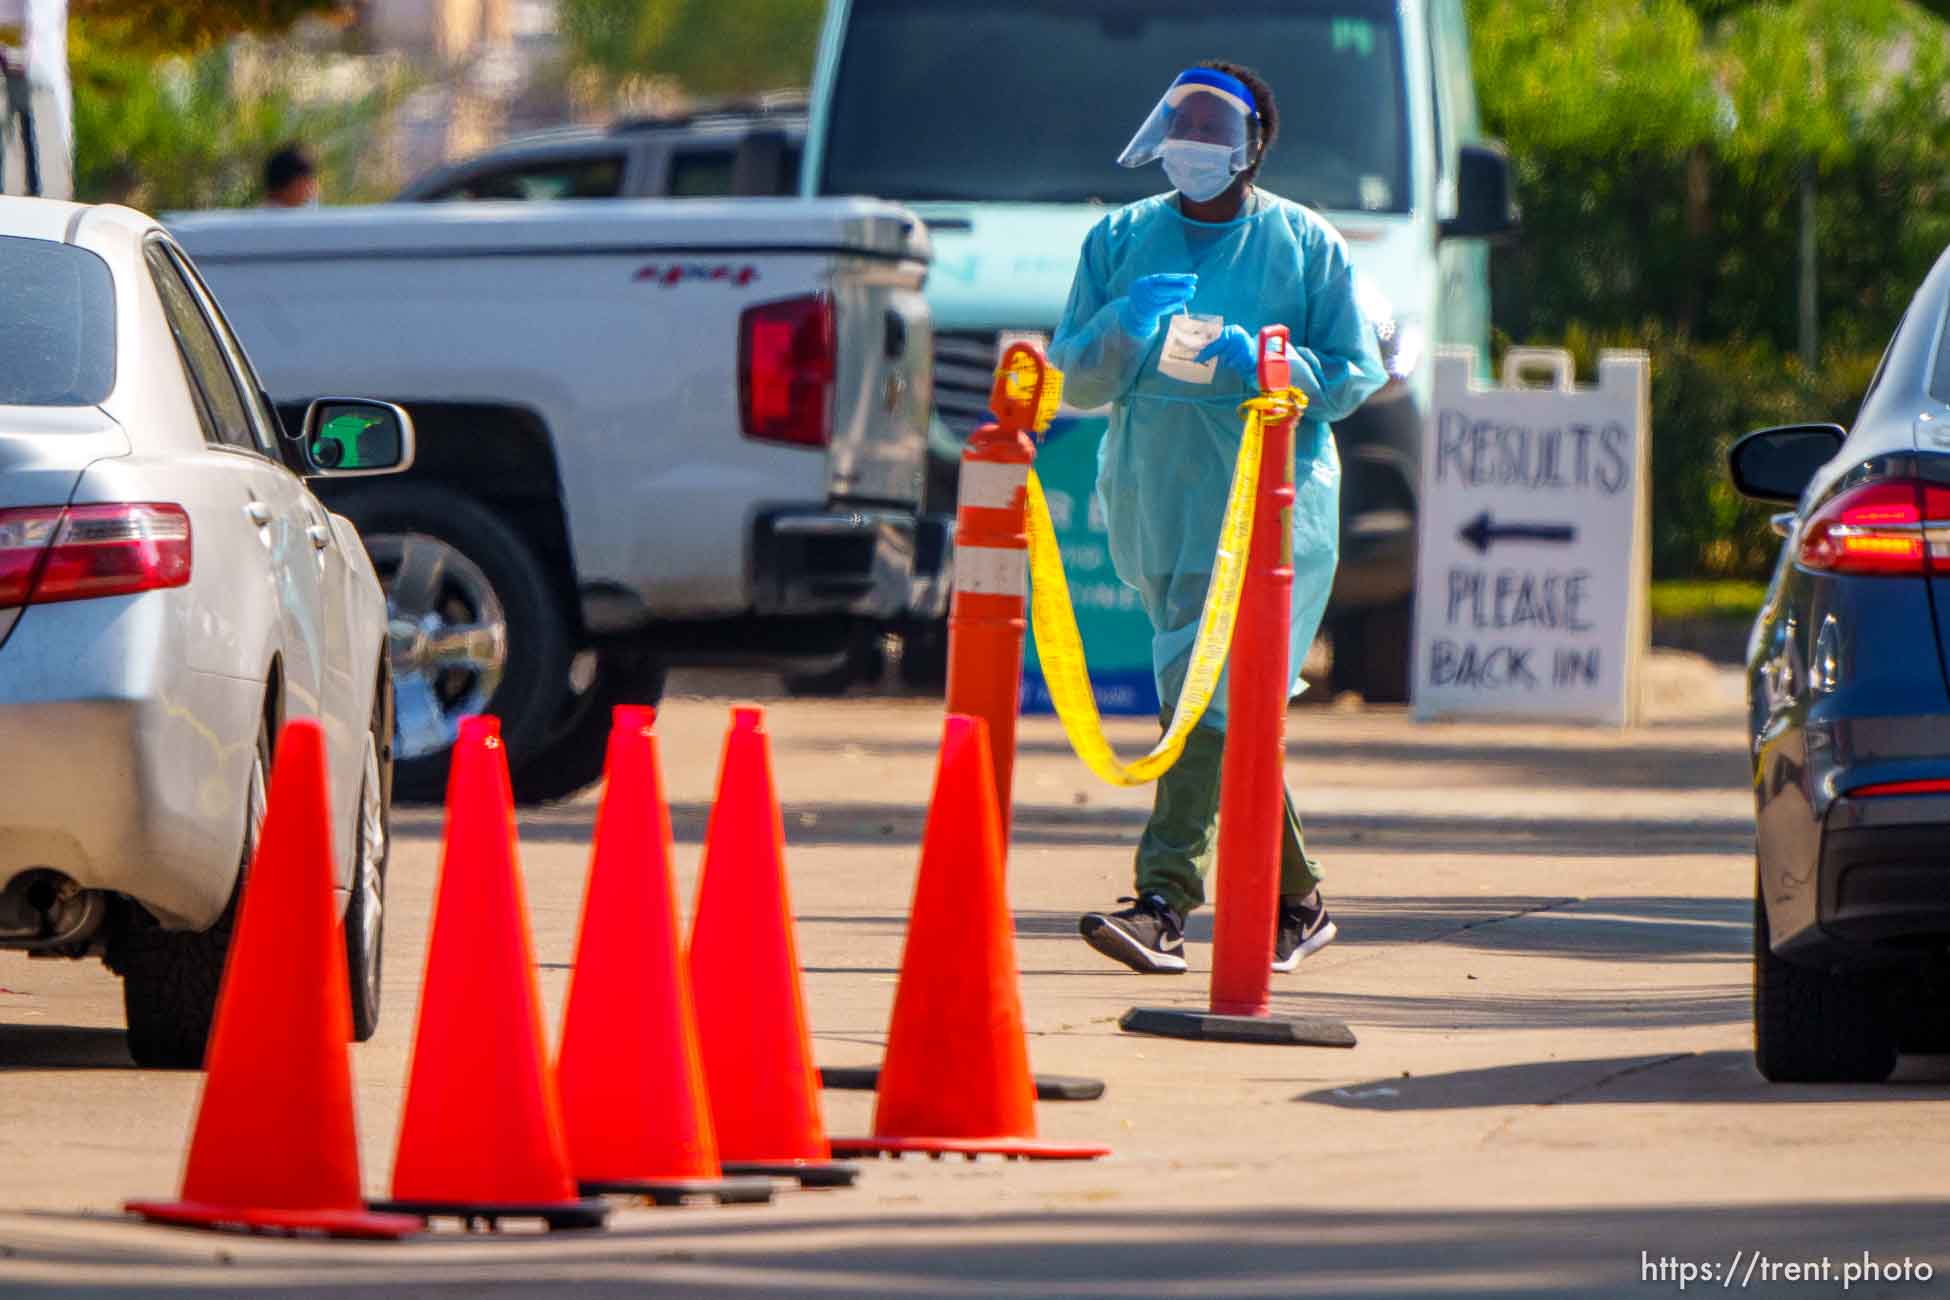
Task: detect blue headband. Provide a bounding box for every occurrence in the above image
[1165,68,1259,119]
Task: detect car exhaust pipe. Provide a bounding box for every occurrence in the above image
[0,870,108,951]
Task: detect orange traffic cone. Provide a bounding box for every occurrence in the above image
[556,706,772,1207]
[372,715,607,1231]
[127,720,421,1238]
[688,706,856,1188]
[832,715,1111,1161]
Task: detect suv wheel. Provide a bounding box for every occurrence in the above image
[115,718,268,1068]
[1753,878,1899,1083]
[1329,597,1412,704]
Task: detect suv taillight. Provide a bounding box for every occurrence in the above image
[739,294,835,449]
[0,503,191,610]
[1798,480,1950,577]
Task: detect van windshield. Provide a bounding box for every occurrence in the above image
[821,0,1411,214]
[0,236,116,407]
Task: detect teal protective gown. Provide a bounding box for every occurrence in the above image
[1048,190,1388,721]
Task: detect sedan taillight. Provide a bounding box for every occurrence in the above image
[1849,778,1950,797]
[0,507,66,608]
[0,503,191,610]
[1798,480,1950,577]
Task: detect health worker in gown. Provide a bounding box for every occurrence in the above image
[1051,62,1386,975]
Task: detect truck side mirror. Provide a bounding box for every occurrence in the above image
[732,130,795,196]
[1440,141,1520,243]
[301,398,417,477]
[1727,424,1847,505]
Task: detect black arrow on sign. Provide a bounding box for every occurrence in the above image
[1459,510,1578,555]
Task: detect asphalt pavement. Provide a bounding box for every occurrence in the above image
[3,652,1948,1298]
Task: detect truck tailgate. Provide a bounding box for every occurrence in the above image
[171,196,934,514]
[825,216,933,509]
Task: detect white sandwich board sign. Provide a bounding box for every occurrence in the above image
[1411,347,1651,725]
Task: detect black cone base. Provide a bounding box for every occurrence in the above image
[367,1197,610,1232]
[719,1160,860,1188]
[579,1176,776,1207]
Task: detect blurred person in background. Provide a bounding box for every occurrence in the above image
[0,0,70,199]
[262,142,318,208]
[1054,61,1385,976]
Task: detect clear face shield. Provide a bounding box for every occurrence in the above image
[1117,69,1258,201]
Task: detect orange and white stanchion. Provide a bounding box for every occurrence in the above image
[942,341,1051,844]
[1121,327,1357,1048]
[1211,326,1300,1018]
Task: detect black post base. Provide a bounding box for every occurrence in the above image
[1119,1006,1358,1048]
[820,1066,1105,1102]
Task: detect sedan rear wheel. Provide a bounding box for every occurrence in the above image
[1753,878,1900,1083]
[116,718,268,1069]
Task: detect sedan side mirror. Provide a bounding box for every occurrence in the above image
[300,399,417,477]
[1727,423,1846,505]
[1439,141,1520,243]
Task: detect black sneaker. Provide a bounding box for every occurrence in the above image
[1273,892,1338,972]
[1079,894,1187,973]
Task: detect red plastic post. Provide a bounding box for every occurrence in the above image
[1209,326,1298,1017]
[942,343,1046,845]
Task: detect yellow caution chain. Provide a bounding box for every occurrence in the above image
[1024,388,1308,787]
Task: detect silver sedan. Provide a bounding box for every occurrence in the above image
[0,197,415,1066]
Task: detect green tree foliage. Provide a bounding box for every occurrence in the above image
[1474,0,1950,348]
[560,0,823,98]
[1465,0,1722,155]
[70,0,344,55]
[1470,0,1950,576]
[1689,0,1950,20]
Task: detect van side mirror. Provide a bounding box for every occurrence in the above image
[1727,424,1847,505]
[301,399,416,477]
[732,130,794,197]
[1440,141,1520,242]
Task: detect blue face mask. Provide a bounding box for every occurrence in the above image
[1161,140,1241,203]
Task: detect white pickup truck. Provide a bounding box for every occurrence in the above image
[169,199,941,802]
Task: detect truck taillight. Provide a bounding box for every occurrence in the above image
[739,294,835,449]
[0,503,191,610]
[1799,480,1950,577]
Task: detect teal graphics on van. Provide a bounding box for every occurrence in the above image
[1021,413,1160,717]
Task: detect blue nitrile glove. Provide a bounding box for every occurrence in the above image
[1196,324,1259,384]
[1118,272,1198,339]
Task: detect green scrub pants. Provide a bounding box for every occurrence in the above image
[1134,710,1321,918]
